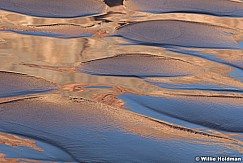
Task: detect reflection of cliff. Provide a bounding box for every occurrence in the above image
[0,6,243,96]
[0,11,104,69]
[0,33,85,65]
[0,32,87,87]
[1,10,96,25]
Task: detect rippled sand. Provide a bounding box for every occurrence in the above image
[124,0,243,17]
[116,20,240,48]
[0,0,243,162]
[0,0,107,18]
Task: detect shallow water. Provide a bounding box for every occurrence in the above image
[0,0,243,162]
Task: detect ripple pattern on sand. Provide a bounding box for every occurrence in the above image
[0,0,107,18]
[124,0,243,17]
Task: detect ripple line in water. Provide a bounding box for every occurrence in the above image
[147,81,243,94]
[0,23,109,38]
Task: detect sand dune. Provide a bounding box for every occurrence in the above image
[0,0,107,18]
[116,20,240,49]
[1,94,243,162]
[124,0,243,17]
[0,0,243,162]
[0,71,56,98]
[79,54,200,78]
[120,94,243,132]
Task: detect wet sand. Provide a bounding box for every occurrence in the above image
[0,0,243,162]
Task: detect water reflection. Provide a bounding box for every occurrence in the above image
[0,1,243,162]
